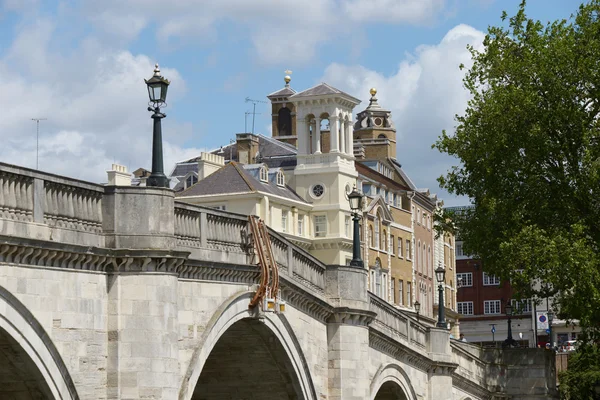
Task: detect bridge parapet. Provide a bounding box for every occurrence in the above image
[0,162,105,247]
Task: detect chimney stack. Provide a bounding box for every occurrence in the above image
[236,133,260,164]
[197,152,225,180]
[106,164,132,186]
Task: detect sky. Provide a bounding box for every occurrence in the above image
[0,0,581,206]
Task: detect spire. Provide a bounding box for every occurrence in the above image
[367,87,381,110]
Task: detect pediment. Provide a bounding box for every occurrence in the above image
[365,196,394,224]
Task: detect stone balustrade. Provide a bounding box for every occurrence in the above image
[0,163,105,247]
[368,293,427,348]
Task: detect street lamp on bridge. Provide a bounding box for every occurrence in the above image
[145,64,171,188]
[503,302,518,347]
[435,266,446,328]
[348,186,364,268]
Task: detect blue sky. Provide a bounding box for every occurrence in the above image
[0,0,579,205]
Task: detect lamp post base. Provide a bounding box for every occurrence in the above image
[349,259,363,268]
[147,174,169,188]
[502,338,519,348]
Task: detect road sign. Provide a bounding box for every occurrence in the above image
[491,326,496,334]
[546,329,550,334]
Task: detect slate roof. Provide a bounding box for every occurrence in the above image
[355,162,410,191]
[267,86,296,98]
[171,162,197,178]
[176,162,308,204]
[389,158,417,190]
[290,83,361,103]
[168,134,299,189]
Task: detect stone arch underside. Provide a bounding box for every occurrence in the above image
[180,291,317,400]
[0,285,79,400]
[192,318,302,399]
[374,381,409,400]
[370,363,417,400]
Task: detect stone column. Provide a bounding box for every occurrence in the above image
[339,119,346,155]
[329,116,339,153]
[296,116,308,155]
[346,120,353,155]
[427,328,455,399]
[314,118,322,154]
[102,186,183,399]
[325,265,375,400]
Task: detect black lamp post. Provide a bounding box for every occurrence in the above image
[548,309,554,349]
[435,266,446,328]
[145,64,171,188]
[414,300,421,321]
[348,187,364,268]
[503,302,518,347]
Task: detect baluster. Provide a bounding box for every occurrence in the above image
[25,179,33,221]
[0,175,5,216]
[7,178,17,220]
[17,178,25,220]
[67,188,75,228]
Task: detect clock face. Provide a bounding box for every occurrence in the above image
[312,184,325,198]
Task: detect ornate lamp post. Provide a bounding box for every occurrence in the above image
[348,187,364,268]
[414,300,421,321]
[503,302,518,347]
[548,309,554,349]
[145,64,171,188]
[435,266,446,328]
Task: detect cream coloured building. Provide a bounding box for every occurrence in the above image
[171,76,458,320]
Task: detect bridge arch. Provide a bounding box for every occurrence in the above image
[370,363,417,400]
[180,290,317,400]
[0,285,79,399]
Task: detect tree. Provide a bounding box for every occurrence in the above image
[434,0,600,343]
[559,344,600,399]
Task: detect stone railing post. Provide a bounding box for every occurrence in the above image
[427,328,455,399]
[33,178,45,223]
[325,265,375,400]
[102,186,181,399]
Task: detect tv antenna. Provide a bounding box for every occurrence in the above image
[245,111,261,133]
[245,97,268,135]
[31,118,47,170]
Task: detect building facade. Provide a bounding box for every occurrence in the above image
[169,76,458,322]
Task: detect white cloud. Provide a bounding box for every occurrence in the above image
[322,24,485,205]
[78,0,450,65]
[343,0,445,24]
[0,19,205,183]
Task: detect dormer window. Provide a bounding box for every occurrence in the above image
[185,174,197,189]
[276,171,285,187]
[259,166,268,182]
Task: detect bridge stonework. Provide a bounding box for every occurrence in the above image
[0,163,558,400]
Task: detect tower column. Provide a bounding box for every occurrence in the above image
[339,118,346,155]
[297,116,308,155]
[314,117,322,154]
[346,120,353,155]
[329,116,339,153]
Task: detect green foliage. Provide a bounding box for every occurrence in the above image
[434,0,600,342]
[559,344,600,399]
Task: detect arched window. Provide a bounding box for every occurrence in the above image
[418,241,421,272]
[259,167,268,182]
[276,171,285,186]
[378,134,387,139]
[185,174,197,188]
[277,107,292,136]
[428,246,431,276]
[375,213,381,249]
[369,226,374,247]
[382,229,387,251]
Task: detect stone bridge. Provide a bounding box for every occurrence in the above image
[0,162,557,399]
